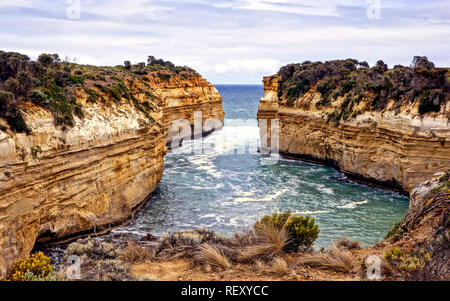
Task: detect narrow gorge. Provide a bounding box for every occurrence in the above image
[0,52,224,276]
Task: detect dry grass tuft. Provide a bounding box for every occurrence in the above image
[119,241,152,263]
[269,257,290,276]
[230,230,258,247]
[155,228,227,260]
[300,244,354,273]
[253,260,266,273]
[194,243,231,270]
[335,237,362,250]
[239,223,290,262]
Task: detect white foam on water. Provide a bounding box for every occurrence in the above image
[310,183,335,195]
[337,200,369,209]
[293,210,331,215]
[189,183,225,190]
[233,187,288,203]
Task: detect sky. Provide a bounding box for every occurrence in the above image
[0,0,449,84]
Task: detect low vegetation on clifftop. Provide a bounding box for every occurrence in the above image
[276,56,449,121]
[0,50,198,133]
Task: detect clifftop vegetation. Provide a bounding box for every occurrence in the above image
[276,56,449,120]
[0,51,198,133]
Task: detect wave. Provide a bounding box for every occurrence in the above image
[233,188,288,203]
[337,200,369,209]
[292,210,331,215]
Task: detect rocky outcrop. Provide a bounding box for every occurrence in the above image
[0,55,224,277]
[382,172,449,280]
[140,74,224,143]
[258,71,450,194]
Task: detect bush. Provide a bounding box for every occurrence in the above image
[254,211,320,252]
[65,238,119,260]
[3,77,19,94]
[276,57,448,114]
[418,91,444,115]
[385,221,405,242]
[7,252,54,281]
[285,215,320,251]
[0,90,13,110]
[6,107,29,134]
[37,53,53,67]
[384,247,404,262]
[384,247,431,274]
[255,211,292,230]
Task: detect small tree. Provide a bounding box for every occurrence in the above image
[3,77,19,94]
[124,61,131,69]
[412,56,435,69]
[358,61,370,69]
[147,55,156,65]
[0,90,13,111]
[17,71,32,95]
[38,53,53,67]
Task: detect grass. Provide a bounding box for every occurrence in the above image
[118,242,152,263]
[335,237,362,250]
[239,223,290,262]
[154,228,228,260]
[269,257,290,276]
[194,243,231,270]
[300,244,354,273]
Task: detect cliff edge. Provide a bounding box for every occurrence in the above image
[0,51,224,276]
[258,57,450,193]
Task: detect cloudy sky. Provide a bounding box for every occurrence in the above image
[0,0,449,84]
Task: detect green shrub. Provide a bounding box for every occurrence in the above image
[37,53,53,67]
[254,211,320,252]
[385,221,405,242]
[285,215,320,251]
[0,90,13,110]
[29,89,48,104]
[157,72,171,81]
[384,247,431,273]
[7,251,54,281]
[418,91,444,115]
[255,211,292,230]
[6,108,29,134]
[68,74,84,85]
[384,247,404,262]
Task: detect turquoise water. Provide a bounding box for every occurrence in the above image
[117,85,409,247]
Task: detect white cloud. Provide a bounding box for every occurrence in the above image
[214,58,280,74]
[0,0,32,7]
[0,0,449,84]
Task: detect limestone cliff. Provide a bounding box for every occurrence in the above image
[0,52,223,277]
[258,58,450,193]
[138,73,224,143]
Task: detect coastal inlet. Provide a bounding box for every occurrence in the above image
[115,85,409,247]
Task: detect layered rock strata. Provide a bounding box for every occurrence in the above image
[0,55,223,276]
[258,70,450,194]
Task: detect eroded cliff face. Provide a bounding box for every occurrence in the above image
[381,172,449,280]
[258,75,450,194]
[0,63,223,277]
[139,73,224,143]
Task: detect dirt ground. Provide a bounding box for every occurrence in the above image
[129,246,391,281]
